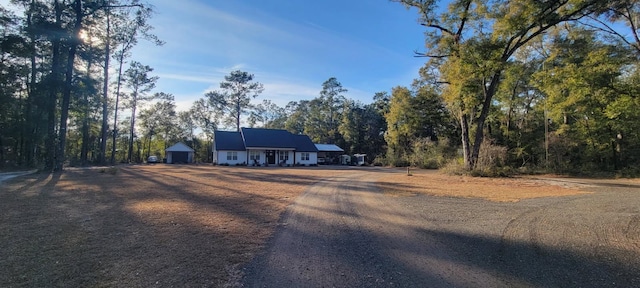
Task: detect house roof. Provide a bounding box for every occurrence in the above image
[241,128,296,149]
[214,131,246,150]
[166,142,194,152]
[315,143,344,152]
[293,134,319,152]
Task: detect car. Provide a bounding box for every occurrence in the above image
[147,155,159,163]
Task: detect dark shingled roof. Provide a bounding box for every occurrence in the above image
[241,128,296,149]
[214,130,245,150]
[293,134,319,152]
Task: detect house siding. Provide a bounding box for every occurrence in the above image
[215,150,247,165]
[247,149,295,166]
[295,152,318,166]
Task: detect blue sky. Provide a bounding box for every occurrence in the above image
[129,0,428,111]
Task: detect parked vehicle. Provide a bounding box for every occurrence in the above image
[147,155,159,163]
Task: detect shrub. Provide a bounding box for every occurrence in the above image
[441,158,467,175]
[410,138,450,169]
[476,138,508,170]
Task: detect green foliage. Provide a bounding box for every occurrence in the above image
[304,77,347,145]
[532,28,639,171]
[206,70,264,131]
[385,86,414,158]
[395,0,605,170]
[384,84,453,166]
[123,61,159,163]
[409,138,451,169]
[249,99,287,129]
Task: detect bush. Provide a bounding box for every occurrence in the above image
[441,159,467,175]
[476,138,508,170]
[410,138,450,169]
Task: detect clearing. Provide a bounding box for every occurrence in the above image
[1,165,638,287]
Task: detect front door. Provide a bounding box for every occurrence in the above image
[266,150,276,165]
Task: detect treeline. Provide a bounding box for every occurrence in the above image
[0,0,166,170]
[390,0,640,175]
[2,1,640,175]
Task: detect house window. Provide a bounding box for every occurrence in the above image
[301,152,310,161]
[249,151,260,161]
[279,152,289,161]
[226,151,238,161]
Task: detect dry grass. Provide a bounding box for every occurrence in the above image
[377,169,589,202]
[0,165,343,287]
[0,165,598,287]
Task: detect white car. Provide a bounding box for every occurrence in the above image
[147,155,159,163]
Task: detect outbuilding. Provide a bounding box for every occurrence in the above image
[315,144,344,164]
[165,142,195,164]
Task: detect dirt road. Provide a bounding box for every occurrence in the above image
[0,170,36,184]
[243,171,640,287]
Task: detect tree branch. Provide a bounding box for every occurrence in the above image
[413,50,451,58]
[421,23,455,36]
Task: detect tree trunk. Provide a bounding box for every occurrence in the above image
[110,51,126,165]
[99,8,111,165]
[470,72,502,170]
[80,31,94,165]
[460,112,472,170]
[128,103,137,163]
[45,0,62,171]
[236,100,241,132]
[55,0,82,171]
[23,0,37,166]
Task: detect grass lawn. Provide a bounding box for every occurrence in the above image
[0,165,591,286]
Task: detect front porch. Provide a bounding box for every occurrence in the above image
[248,149,295,166]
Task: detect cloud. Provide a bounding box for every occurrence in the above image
[130,0,427,114]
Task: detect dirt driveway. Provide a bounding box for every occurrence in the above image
[243,171,640,287]
[1,166,638,287]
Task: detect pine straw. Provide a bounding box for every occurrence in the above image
[0,165,342,287]
[377,169,590,202]
[0,165,598,287]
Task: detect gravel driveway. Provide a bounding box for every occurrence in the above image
[243,172,640,287]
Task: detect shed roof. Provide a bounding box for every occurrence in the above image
[166,142,194,152]
[314,143,344,152]
[214,131,245,150]
[241,128,296,149]
[293,134,319,152]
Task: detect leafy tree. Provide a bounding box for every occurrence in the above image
[206,70,264,131]
[249,99,287,129]
[384,83,454,166]
[588,0,640,57]
[177,110,196,141]
[284,100,309,134]
[304,77,347,144]
[0,0,161,169]
[122,61,158,162]
[533,28,636,171]
[138,96,176,159]
[372,91,391,115]
[394,0,607,170]
[339,100,387,158]
[190,98,218,140]
[385,86,415,161]
[108,1,162,165]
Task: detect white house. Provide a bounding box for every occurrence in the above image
[213,128,319,166]
[165,142,195,164]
